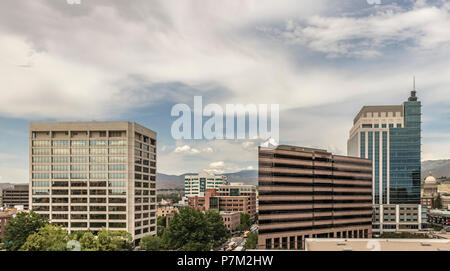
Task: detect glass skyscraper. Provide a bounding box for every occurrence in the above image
[348,90,421,205]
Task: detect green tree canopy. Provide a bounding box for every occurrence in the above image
[244,232,258,250]
[3,211,48,251]
[161,208,229,251]
[205,210,230,248]
[140,235,161,251]
[79,231,99,251]
[20,224,69,251]
[238,213,252,231]
[97,228,133,251]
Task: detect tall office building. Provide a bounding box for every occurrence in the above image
[29,121,157,244]
[348,87,425,233]
[184,171,228,197]
[258,145,373,250]
[348,89,421,205]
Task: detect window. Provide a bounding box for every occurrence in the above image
[52,157,68,163]
[32,140,51,147]
[110,156,127,163]
[53,148,69,155]
[109,148,127,154]
[53,140,69,147]
[109,140,127,146]
[32,148,51,155]
[33,157,51,163]
[90,156,108,163]
[90,164,107,171]
[90,140,107,146]
[33,173,50,179]
[72,148,89,155]
[33,165,50,171]
[109,164,126,171]
[71,156,88,163]
[90,148,107,155]
[71,140,89,146]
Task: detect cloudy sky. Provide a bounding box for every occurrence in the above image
[1,0,450,183]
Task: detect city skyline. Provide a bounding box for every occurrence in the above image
[1,0,450,181]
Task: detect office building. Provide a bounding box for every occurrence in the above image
[258,145,373,250]
[1,184,29,209]
[372,204,427,233]
[347,87,424,233]
[184,171,228,197]
[218,183,257,217]
[29,121,157,244]
[348,89,421,204]
[188,183,257,218]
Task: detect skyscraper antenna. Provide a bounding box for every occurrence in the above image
[409,76,418,101]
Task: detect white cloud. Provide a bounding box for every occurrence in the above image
[209,161,225,168]
[264,2,450,58]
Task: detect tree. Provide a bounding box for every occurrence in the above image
[433,194,442,209]
[3,211,48,251]
[244,232,258,250]
[238,213,252,231]
[253,213,259,224]
[205,210,231,248]
[97,228,133,251]
[20,224,69,251]
[161,207,210,251]
[140,235,161,251]
[79,232,99,251]
[157,216,166,237]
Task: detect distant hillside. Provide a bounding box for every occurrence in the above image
[422,159,450,179]
[157,170,258,189]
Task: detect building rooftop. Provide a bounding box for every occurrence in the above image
[353,105,403,125]
[305,238,450,251]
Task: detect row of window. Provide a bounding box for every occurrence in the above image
[32,189,127,195]
[33,148,127,155]
[33,156,128,163]
[33,140,127,147]
[32,197,127,204]
[33,164,127,171]
[33,173,128,179]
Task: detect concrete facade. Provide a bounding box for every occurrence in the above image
[29,121,157,243]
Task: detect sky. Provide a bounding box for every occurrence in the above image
[0,0,450,183]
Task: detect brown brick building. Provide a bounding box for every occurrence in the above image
[258,145,373,250]
[188,182,257,218]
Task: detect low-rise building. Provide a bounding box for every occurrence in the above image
[372,204,428,234]
[220,211,240,232]
[2,184,29,210]
[427,210,450,226]
[188,183,257,218]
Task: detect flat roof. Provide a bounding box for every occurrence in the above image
[353,105,403,125]
[305,238,450,251]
